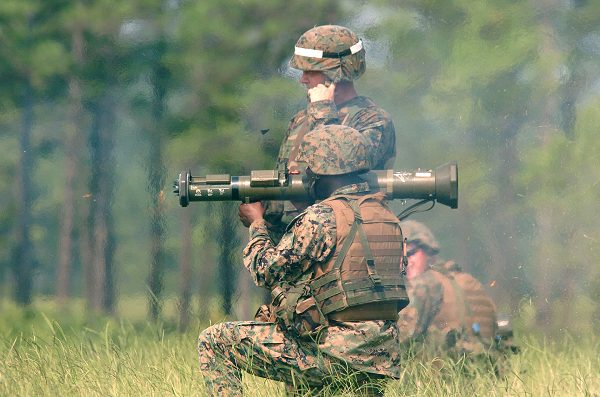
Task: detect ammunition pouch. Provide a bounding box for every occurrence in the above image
[271,284,329,338]
[328,301,399,322]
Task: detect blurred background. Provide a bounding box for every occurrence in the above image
[1,0,599,336]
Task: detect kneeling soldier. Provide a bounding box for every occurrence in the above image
[198,125,408,396]
[398,220,501,365]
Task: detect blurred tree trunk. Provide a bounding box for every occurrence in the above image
[87,96,116,313]
[197,206,213,321]
[216,203,239,316]
[57,25,85,304]
[178,211,192,331]
[12,81,35,305]
[147,39,168,321]
[81,191,94,307]
[100,97,116,314]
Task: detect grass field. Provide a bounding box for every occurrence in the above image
[1,300,599,396]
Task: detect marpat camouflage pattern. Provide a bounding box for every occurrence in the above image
[198,183,401,396]
[290,25,366,82]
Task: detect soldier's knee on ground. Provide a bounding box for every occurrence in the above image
[197,322,235,359]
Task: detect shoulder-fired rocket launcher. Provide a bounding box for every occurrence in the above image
[173,162,458,209]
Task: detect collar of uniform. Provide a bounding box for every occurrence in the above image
[335,95,371,110]
[330,181,370,196]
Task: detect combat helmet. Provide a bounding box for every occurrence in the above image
[290,25,366,82]
[297,125,371,175]
[400,220,440,255]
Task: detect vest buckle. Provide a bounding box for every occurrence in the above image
[369,273,382,285]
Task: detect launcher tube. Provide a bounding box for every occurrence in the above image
[175,163,458,209]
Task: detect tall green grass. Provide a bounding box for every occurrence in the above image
[1,301,598,396]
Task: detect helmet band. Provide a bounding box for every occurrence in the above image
[294,40,363,59]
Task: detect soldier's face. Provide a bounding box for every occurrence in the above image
[300,70,329,89]
[406,245,428,280]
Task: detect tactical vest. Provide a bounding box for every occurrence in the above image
[430,264,497,340]
[269,193,409,338]
[278,96,381,174]
[310,193,409,319]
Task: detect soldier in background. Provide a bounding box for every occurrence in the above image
[397,220,499,359]
[265,24,397,232]
[198,125,408,396]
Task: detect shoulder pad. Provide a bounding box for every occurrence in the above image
[284,210,309,233]
[285,203,334,233]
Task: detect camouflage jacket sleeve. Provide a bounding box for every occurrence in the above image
[243,204,336,288]
[350,106,396,170]
[406,272,444,338]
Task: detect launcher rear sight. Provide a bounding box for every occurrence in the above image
[173,163,458,209]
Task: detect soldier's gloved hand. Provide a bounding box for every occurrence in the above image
[308,82,336,103]
[238,202,265,228]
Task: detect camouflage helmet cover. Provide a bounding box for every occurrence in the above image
[290,25,366,82]
[400,220,440,255]
[298,125,371,175]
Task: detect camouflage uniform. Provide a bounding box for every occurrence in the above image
[198,183,401,396]
[284,25,396,171]
[265,25,397,229]
[397,221,498,357]
[398,261,498,355]
[279,97,396,175]
[198,126,402,396]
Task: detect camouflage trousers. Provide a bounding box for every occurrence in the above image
[197,320,388,396]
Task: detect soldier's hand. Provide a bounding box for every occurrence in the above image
[308,82,336,103]
[239,202,265,227]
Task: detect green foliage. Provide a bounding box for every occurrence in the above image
[0,0,599,333]
[167,0,341,171]
[517,97,600,320]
